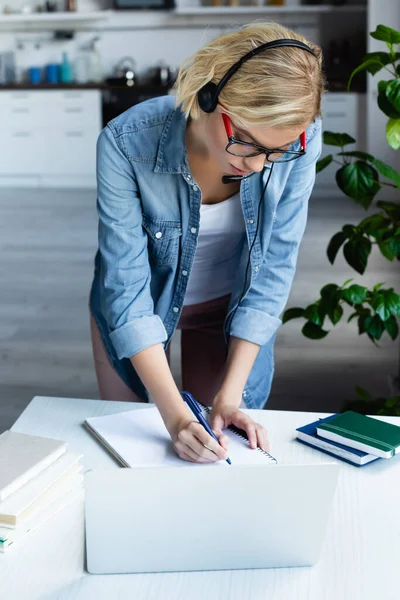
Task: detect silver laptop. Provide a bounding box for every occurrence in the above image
[85,463,339,574]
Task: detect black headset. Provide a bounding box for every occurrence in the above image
[197,38,317,114]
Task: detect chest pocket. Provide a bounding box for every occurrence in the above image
[142,214,182,267]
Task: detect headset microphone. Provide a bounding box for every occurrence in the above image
[222,172,255,184]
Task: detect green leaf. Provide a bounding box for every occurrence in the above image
[384,289,400,316]
[372,158,400,188]
[348,311,358,323]
[342,278,354,288]
[378,81,400,119]
[358,314,369,334]
[366,51,400,65]
[342,224,357,237]
[327,231,347,264]
[373,282,385,292]
[357,309,374,336]
[358,213,391,235]
[323,131,356,147]
[304,303,325,327]
[385,396,400,409]
[378,236,400,261]
[342,284,368,304]
[371,292,392,321]
[393,237,400,257]
[385,79,400,115]
[348,58,386,90]
[364,315,385,340]
[386,119,400,150]
[355,386,371,402]
[376,201,400,220]
[335,162,381,208]
[343,238,372,274]
[337,150,374,161]
[328,303,343,326]
[282,307,305,324]
[370,25,400,44]
[316,155,333,173]
[302,321,329,340]
[320,285,341,315]
[384,315,399,340]
[320,283,339,297]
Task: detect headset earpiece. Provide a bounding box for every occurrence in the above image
[197,81,219,114]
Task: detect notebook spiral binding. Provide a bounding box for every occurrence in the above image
[201,403,277,464]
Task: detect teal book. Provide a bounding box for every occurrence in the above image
[316,411,400,459]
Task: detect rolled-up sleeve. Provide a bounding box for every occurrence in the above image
[230,120,322,347]
[96,125,167,359]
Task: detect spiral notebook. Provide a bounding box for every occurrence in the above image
[84,404,277,467]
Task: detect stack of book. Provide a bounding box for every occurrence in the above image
[296,410,400,467]
[0,430,83,552]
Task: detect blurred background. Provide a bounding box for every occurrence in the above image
[0,0,398,432]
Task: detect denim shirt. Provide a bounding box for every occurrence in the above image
[90,95,322,409]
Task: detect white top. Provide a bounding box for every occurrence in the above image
[183,192,245,306]
[3,395,400,599]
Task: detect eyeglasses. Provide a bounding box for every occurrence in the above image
[221,113,306,163]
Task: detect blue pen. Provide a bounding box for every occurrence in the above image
[182,391,232,465]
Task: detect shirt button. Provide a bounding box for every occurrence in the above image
[190,227,197,234]
[182,270,188,276]
[193,185,198,192]
[247,219,254,224]
[155,231,163,239]
[173,307,179,313]
[254,266,259,272]
[242,390,247,397]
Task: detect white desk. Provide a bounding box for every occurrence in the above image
[1,396,399,600]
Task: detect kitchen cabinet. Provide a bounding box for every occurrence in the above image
[0,89,101,188]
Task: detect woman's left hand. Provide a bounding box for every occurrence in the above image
[209,398,270,453]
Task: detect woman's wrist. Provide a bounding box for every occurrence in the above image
[213,389,242,410]
[162,403,194,436]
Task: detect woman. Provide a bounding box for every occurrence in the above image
[89,22,324,464]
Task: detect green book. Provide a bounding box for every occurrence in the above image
[316,411,400,459]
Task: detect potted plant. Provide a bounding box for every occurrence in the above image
[282,25,400,416]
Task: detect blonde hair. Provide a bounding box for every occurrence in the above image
[174,22,325,129]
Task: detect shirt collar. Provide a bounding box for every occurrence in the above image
[154,103,190,175]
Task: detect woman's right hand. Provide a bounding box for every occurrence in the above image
[168,416,229,464]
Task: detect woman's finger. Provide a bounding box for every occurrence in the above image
[178,450,198,463]
[244,423,257,449]
[189,435,224,462]
[174,441,209,463]
[189,424,228,461]
[256,426,270,452]
[216,433,229,452]
[179,426,223,462]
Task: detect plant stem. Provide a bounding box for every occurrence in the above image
[379,181,397,188]
[383,66,397,77]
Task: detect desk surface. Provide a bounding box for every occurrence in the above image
[1,396,399,600]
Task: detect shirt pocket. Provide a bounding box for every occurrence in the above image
[142,214,182,267]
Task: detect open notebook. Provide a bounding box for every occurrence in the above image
[84,405,277,467]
